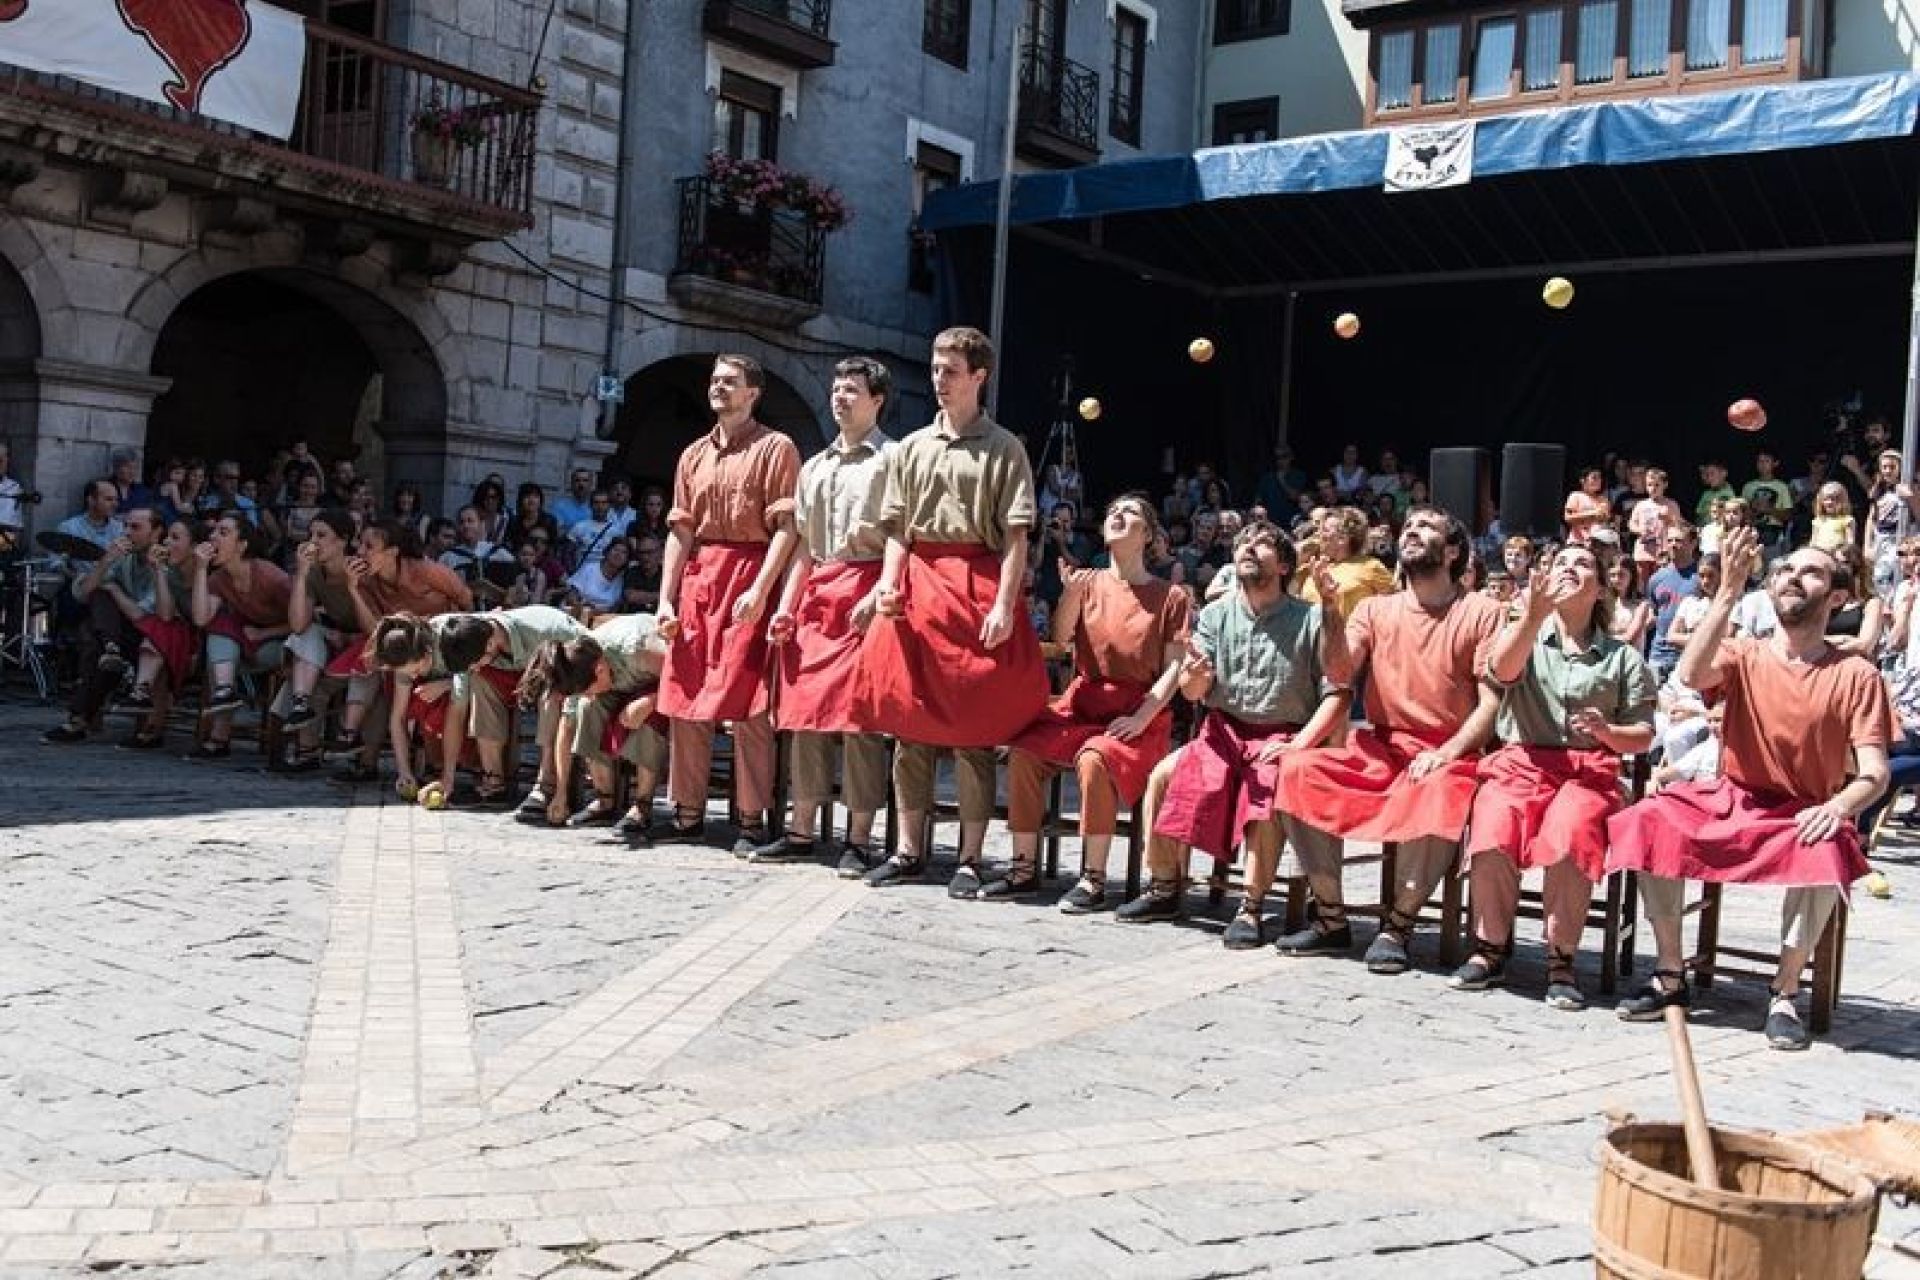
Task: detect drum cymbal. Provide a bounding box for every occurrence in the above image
[36,531,103,560]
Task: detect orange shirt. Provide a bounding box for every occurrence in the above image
[1065,569,1190,687]
[1347,589,1504,742]
[209,559,291,628]
[1713,637,1891,801]
[362,556,473,618]
[667,420,801,544]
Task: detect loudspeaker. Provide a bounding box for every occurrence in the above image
[1429,448,1491,532]
[1499,443,1567,539]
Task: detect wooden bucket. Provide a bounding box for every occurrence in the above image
[1595,1122,1880,1280]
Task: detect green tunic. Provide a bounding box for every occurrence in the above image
[1487,623,1657,749]
[1192,592,1335,727]
[492,604,588,671]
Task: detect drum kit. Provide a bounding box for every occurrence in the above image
[0,529,101,699]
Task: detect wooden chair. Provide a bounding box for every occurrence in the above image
[1683,884,1848,1034]
[768,731,900,857]
[193,663,285,759]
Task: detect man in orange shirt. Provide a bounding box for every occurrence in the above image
[1275,506,1505,974]
[1608,528,1889,1050]
[657,354,802,854]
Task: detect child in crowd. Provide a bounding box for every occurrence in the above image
[1810,481,1856,554]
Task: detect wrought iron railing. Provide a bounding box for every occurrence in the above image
[0,22,540,224]
[1018,42,1100,153]
[713,0,833,38]
[674,174,827,306]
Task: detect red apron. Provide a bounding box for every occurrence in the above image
[659,540,772,723]
[1606,776,1869,889]
[1278,727,1480,844]
[134,616,196,687]
[1009,676,1169,808]
[409,665,517,765]
[325,633,371,678]
[1466,744,1622,880]
[851,541,1049,748]
[1153,710,1298,859]
[776,558,882,734]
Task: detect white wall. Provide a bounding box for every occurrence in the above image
[1201,0,1369,142]
[1828,0,1920,75]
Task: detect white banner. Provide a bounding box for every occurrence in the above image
[1384,120,1476,194]
[0,0,306,140]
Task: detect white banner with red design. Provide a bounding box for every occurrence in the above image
[0,0,306,140]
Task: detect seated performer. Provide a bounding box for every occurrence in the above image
[852,327,1049,896]
[274,508,364,771]
[1452,542,1656,1009]
[518,613,667,844]
[754,357,895,875]
[1274,506,1505,972]
[189,515,292,759]
[117,515,201,750]
[1116,520,1348,942]
[1000,494,1191,910]
[1608,529,1889,1050]
[43,506,165,746]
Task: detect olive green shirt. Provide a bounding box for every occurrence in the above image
[880,413,1037,552]
[1486,623,1657,749]
[592,612,663,691]
[796,430,894,562]
[1193,592,1337,727]
[493,604,587,671]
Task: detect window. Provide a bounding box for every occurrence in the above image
[1215,0,1289,43]
[923,0,971,67]
[1628,0,1668,75]
[909,140,963,293]
[1522,9,1562,88]
[1377,30,1415,109]
[1423,24,1461,102]
[1742,0,1788,62]
[1471,16,1517,98]
[1575,0,1617,81]
[712,70,780,159]
[1685,0,1728,67]
[1109,8,1147,144]
[1211,96,1279,144]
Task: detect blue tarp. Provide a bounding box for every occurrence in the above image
[920,72,1920,232]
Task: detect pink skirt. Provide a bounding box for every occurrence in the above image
[1466,744,1621,880]
[1008,676,1170,808]
[1277,727,1480,844]
[1153,711,1298,859]
[1606,776,1869,888]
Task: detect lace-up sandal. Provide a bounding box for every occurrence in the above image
[1447,939,1512,991]
[1115,877,1184,923]
[1544,949,1587,1011]
[975,858,1041,901]
[1617,968,1690,1022]
[1222,901,1267,950]
[1058,871,1109,915]
[1276,902,1353,956]
[1364,908,1420,975]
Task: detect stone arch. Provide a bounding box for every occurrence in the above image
[611,323,833,454]
[137,257,452,501]
[0,232,44,503]
[611,354,820,493]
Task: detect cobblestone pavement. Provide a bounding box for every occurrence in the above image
[2,697,1917,1279]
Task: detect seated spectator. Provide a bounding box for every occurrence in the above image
[1331,444,1368,501]
[190,514,292,759]
[1298,506,1394,617]
[566,489,617,568]
[549,468,595,534]
[1695,459,1736,526]
[56,478,124,556]
[197,461,258,520]
[604,478,638,538]
[439,504,514,585]
[1608,556,1653,649]
[506,540,551,608]
[564,538,630,618]
[504,482,559,551]
[391,482,433,546]
[469,477,510,544]
[1177,510,1229,583]
[624,534,665,612]
[635,486,670,543]
[279,470,326,556]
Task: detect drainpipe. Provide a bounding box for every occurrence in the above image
[596,0,643,439]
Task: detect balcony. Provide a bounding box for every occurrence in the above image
[703,0,837,68]
[669,174,827,327]
[1016,44,1101,168]
[0,23,540,253]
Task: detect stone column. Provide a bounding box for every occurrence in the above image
[16,358,170,526]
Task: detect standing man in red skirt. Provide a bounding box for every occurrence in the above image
[657,354,802,854]
[853,327,1050,896]
[1274,506,1505,973]
[1607,529,1889,1050]
[1116,520,1349,943]
[1453,541,1656,1010]
[751,356,896,876]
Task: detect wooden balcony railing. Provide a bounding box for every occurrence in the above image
[0,22,540,228]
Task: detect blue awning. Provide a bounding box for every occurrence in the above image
[922,73,1920,234]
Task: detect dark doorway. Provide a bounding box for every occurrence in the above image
[613,355,820,494]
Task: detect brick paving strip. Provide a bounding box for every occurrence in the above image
[283,800,483,1175]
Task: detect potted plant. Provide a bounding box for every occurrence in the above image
[411,92,492,188]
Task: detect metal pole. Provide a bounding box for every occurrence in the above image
[986,19,1025,412]
[1899,191,1920,537]
[1276,290,1298,451]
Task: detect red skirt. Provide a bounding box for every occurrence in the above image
[325,634,371,678]
[1154,711,1298,858]
[410,665,517,744]
[203,611,267,659]
[1008,676,1169,808]
[776,558,882,733]
[1466,744,1621,880]
[1605,776,1869,888]
[851,541,1049,748]
[1278,727,1480,844]
[134,616,196,687]
[659,541,772,723]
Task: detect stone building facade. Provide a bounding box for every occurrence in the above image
[0,0,1201,522]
